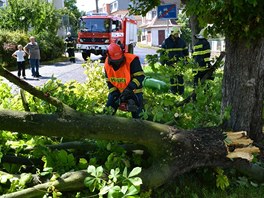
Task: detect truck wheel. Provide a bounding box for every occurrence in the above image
[128,43,134,54]
[100,55,106,63]
[82,52,91,61]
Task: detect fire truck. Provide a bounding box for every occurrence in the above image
[77,13,138,61]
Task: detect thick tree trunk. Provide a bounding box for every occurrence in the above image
[222,38,264,142]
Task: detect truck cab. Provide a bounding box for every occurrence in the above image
[77,13,137,61]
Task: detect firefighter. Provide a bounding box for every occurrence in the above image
[192,30,211,87]
[161,26,189,95]
[64,32,76,63]
[104,43,145,119]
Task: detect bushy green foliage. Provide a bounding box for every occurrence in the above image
[84,165,142,197]
[185,0,264,41]
[36,31,65,61]
[0,0,61,35]
[144,53,223,128]
[0,30,28,67]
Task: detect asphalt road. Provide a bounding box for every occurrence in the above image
[8,46,158,90]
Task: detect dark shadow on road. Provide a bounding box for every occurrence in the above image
[24,76,52,81]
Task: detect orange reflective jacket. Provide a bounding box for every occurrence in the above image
[105,53,137,93]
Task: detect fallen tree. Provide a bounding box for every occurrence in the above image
[0,66,263,197]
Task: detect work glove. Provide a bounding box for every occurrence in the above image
[110,90,121,102]
[120,88,134,102]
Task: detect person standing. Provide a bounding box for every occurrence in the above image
[24,36,41,78]
[161,26,189,95]
[192,32,211,86]
[64,32,76,63]
[104,43,145,119]
[12,44,26,79]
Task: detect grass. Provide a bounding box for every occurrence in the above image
[148,170,264,198]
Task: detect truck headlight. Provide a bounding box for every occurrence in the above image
[80,39,84,42]
[105,39,110,44]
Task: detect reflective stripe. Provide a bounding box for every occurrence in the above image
[204,57,210,62]
[193,44,203,50]
[109,87,117,93]
[193,49,211,56]
[132,78,140,87]
[193,67,209,72]
[133,71,144,77]
[166,47,188,52]
[171,83,184,86]
[134,88,143,93]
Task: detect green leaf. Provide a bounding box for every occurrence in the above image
[109,168,120,183]
[96,166,104,177]
[120,185,128,194]
[125,185,140,196]
[87,165,96,176]
[0,174,13,184]
[19,173,32,186]
[128,177,143,186]
[107,186,122,198]
[123,167,128,178]
[128,167,142,178]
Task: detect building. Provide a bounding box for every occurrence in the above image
[139,0,181,47]
[0,0,7,7]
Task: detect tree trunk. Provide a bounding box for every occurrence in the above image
[189,15,201,46]
[222,38,264,142]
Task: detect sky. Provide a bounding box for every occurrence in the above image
[76,0,113,12]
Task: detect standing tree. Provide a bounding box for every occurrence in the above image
[0,0,61,35]
[130,0,264,142]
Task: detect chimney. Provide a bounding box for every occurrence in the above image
[105,3,111,15]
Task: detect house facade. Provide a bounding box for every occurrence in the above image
[139,0,181,47]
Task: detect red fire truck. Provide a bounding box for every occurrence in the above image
[77,13,138,61]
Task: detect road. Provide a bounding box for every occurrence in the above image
[9,46,158,88]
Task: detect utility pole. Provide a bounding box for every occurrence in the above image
[95,0,99,13]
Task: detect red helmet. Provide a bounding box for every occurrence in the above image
[107,43,123,60]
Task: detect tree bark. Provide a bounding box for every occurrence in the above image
[222,38,264,142]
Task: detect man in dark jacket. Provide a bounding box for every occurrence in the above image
[64,32,76,63]
[192,33,211,86]
[161,26,189,95]
[104,43,145,119]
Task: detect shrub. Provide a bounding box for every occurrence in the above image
[0,29,28,67]
[0,29,65,68]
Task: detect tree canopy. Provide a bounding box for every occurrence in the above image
[0,0,61,34]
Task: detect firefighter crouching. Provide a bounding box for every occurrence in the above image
[104,43,145,119]
[64,32,76,63]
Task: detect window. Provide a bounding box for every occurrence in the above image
[110,1,118,13]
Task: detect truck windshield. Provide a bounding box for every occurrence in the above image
[80,18,111,33]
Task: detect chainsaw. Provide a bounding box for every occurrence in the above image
[118,99,139,112]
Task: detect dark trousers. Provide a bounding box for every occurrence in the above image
[17,61,25,77]
[67,49,75,63]
[170,75,184,95]
[106,93,143,119]
[29,59,40,77]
